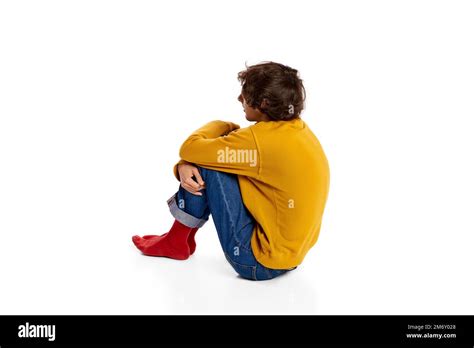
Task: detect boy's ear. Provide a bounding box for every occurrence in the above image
[260,98,270,110]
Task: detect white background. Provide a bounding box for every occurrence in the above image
[1,0,473,314]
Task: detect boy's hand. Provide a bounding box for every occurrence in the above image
[177,162,205,196]
[228,122,240,132]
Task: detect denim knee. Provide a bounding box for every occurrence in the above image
[197,166,226,180]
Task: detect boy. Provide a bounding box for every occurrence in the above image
[132,61,330,281]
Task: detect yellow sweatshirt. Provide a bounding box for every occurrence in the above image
[173,118,330,269]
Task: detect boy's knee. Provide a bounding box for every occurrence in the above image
[195,166,212,179]
[196,166,218,176]
[196,166,235,182]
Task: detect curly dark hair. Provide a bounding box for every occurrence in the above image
[237,61,306,120]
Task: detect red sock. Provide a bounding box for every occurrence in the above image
[187,228,199,255]
[132,220,196,260]
[142,226,199,255]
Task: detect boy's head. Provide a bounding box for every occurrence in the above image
[237,61,306,122]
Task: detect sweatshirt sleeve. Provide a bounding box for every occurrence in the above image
[172,120,260,180]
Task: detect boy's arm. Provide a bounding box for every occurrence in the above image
[173,120,259,180]
[185,120,241,139]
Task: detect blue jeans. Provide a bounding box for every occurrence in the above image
[167,166,294,281]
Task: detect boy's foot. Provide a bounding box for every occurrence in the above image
[132,220,197,260]
[141,227,198,255]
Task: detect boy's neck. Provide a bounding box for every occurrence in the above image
[256,114,272,122]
